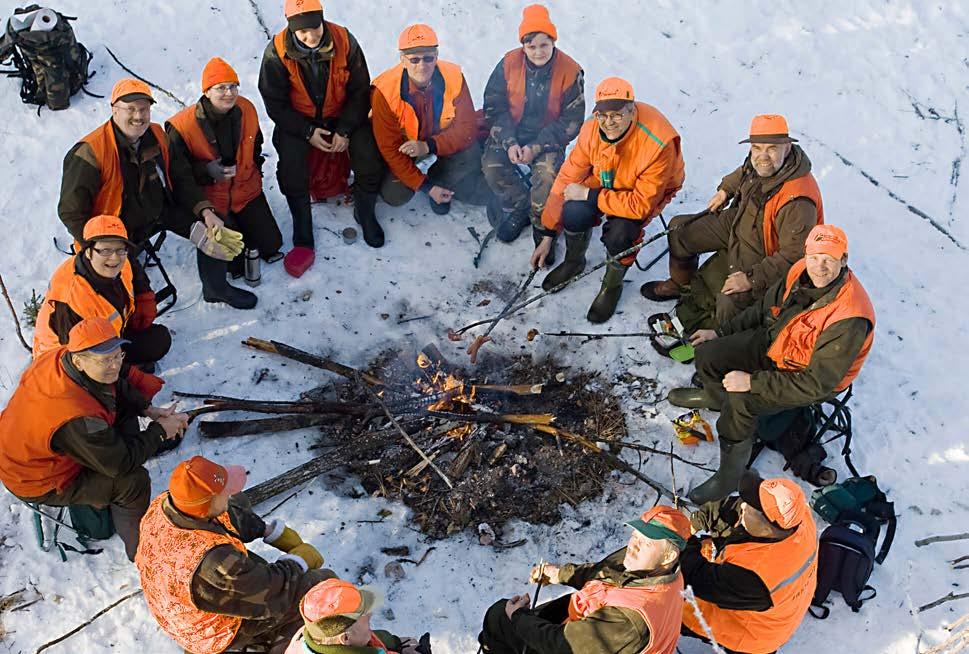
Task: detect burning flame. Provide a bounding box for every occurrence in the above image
[416,352,476,437]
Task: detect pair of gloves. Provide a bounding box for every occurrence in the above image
[264,520,324,571]
[189,221,245,262]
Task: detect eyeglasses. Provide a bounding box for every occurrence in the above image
[405,55,437,64]
[81,350,126,366]
[91,246,129,258]
[210,83,239,94]
[595,108,631,124]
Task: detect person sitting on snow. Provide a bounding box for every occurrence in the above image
[530,77,685,324]
[136,456,334,654]
[481,4,585,251]
[478,505,690,654]
[669,224,874,504]
[0,317,187,561]
[681,472,818,654]
[284,578,430,654]
[371,24,502,224]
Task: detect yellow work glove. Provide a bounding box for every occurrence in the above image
[289,543,324,570]
[213,225,245,258]
[189,221,244,261]
[267,525,304,552]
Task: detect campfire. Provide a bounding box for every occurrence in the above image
[180,338,679,541]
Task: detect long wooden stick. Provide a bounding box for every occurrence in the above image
[465,269,537,363]
[242,337,384,386]
[0,272,30,352]
[919,591,969,612]
[916,532,969,547]
[35,589,143,653]
[200,414,340,439]
[426,411,555,426]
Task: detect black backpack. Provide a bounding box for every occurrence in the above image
[0,5,97,111]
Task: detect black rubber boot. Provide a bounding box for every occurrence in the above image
[587,262,629,323]
[496,208,531,242]
[533,227,557,267]
[542,230,590,291]
[111,502,146,562]
[429,195,451,215]
[668,387,719,410]
[353,189,385,248]
[286,195,315,248]
[688,439,753,505]
[198,251,257,310]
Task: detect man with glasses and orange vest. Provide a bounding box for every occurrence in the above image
[0,317,188,561]
[372,24,502,225]
[670,225,874,504]
[136,456,333,654]
[167,57,284,279]
[259,0,385,264]
[478,505,690,654]
[530,77,685,323]
[482,4,585,253]
[33,215,170,402]
[58,78,257,310]
[681,472,819,654]
[642,114,823,332]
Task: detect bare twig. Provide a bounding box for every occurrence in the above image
[259,491,299,519]
[669,442,680,509]
[610,441,715,471]
[0,272,30,352]
[243,337,384,386]
[464,270,537,364]
[104,46,186,108]
[35,589,143,653]
[918,591,969,613]
[916,532,969,547]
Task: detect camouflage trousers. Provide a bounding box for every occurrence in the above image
[481,140,564,229]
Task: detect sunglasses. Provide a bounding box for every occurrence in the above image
[405,55,437,64]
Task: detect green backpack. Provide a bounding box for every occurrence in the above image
[810,476,895,564]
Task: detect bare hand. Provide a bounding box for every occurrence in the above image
[520,144,539,165]
[156,412,189,440]
[530,563,560,585]
[328,132,349,153]
[144,405,174,421]
[202,208,224,230]
[530,236,554,270]
[721,271,752,296]
[428,185,454,205]
[723,370,752,393]
[689,329,718,346]
[564,183,590,202]
[400,139,430,158]
[505,594,531,620]
[708,189,728,212]
[308,128,330,152]
[507,144,524,164]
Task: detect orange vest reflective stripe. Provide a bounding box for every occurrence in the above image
[681,516,819,654]
[762,173,824,255]
[566,575,684,654]
[32,256,134,358]
[372,60,465,142]
[0,348,114,497]
[167,97,263,215]
[80,121,171,217]
[767,259,875,391]
[273,24,350,120]
[501,48,580,127]
[136,494,247,654]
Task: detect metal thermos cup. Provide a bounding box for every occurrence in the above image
[244,248,261,287]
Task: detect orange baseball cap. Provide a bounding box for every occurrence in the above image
[805,224,848,259]
[594,77,635,112]
[301,579,379,642]
[67,317,128,354]
[82,215,132,245]
[739,114,797,144]
[110,78,154,105]
[626,505,691,550]
[168,456,247,518]
[739,471,807,529]
[284,0,322,18]
[398,24,438,52]
[519,4,557,42]
[201,57,239,92]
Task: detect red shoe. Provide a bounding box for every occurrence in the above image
[284,247,315,278]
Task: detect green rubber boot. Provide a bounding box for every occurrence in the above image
[688,439,753,505]
[587,262,629,323]
[542,230,590,292]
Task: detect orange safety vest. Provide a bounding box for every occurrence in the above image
[32,256,134,358]
[371,60,465,141]
[167,97,263,215]
[766,259,875,392]
[136,494,247,654]
[762,173,824,255]
[0,348,114,498]
[501,48,581,127]
[567,575,684,654]
[681,516,819,654]
[273,23,350,121]
[79,121,171,218]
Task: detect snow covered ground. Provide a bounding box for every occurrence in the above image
[1,1,967,652]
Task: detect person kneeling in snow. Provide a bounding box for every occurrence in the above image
[136,456,334,654]
[478,505,690,654]
[680,472,818,654]
[284,578,429,654]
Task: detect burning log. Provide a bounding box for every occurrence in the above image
[242,337,384,386]
[199,414,340,439]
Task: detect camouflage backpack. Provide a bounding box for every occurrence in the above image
[0,5,96,111]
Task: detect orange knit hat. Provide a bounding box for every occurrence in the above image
[519,4,557,42]
[201,57,239,92]
[739,114,798,144]
[398,24,438,51]
[169,456,247,518]
[805,224,848,259]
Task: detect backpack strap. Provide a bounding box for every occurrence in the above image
[875,505,895,565]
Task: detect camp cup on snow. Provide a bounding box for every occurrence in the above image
[342,227,358,245]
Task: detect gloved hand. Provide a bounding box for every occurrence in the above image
[205,159,230,181]
[190,221,244,261]
[129,291,157,331]
[264,521,304,552]
[289,543,324,570]
[127,367,165,401]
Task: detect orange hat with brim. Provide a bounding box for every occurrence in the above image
[82,215,133,246]
[202,57,239,92]
[739,114,797,144]
[169,456,247,518]
[519,4,557,42]
[301,579,379,643]
[626,505,691,550]
[398,24,438,52]
[111,78,155,105]
[67,317,129,354]
[594,77,635,113]
[805,224,848,259]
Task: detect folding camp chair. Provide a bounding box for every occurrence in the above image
[139,229,177,316]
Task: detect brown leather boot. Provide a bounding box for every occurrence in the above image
[640,254,698,301]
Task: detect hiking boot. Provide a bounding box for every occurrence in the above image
[642,254,699,300]
[429,195,451,215]
[533,227,557,267]
[496,209,531,243]
[688,439,753,505]
[640,278,681,301]
[353,190,384,248]
[198,251,257,310]
[542,230,590,291]
[587,262,629,323]
[668,387,719,410]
